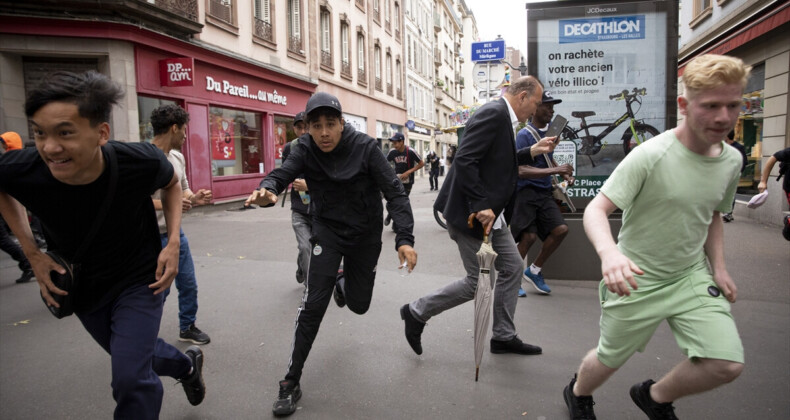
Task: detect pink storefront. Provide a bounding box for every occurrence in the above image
[136,46,314,201]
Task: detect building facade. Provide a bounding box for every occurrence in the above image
[0,0,408,202]
[404,0,437,159]
[678,0,789,225]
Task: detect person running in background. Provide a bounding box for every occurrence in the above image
[384,132,423,228]
[281,111,311,284]
[427,151,440,191]
[150,104,212,345]
[722,130,747,222]
[511,92,574,297]
[757,145,790,240]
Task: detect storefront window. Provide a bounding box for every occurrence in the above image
[138,96,178,143]
[209,106,263,176]
[272,115,299,168]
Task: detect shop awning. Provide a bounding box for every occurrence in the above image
[678,1,790,76]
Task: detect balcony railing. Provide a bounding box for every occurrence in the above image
[396,87,402,100]
[358,68,366,82]
[208,0,231,24]
[288,35,302,54]
[355,0,365,10]
[157,0,198,22]
[341,60,352,77]
[387,84,393,96]
[321,50,333,68]
[373,9,380,23]
[254,18,273,43]
[385,21,391,32]
[375,77,383,91]
[433,48,441,66]
[395,29,400,39]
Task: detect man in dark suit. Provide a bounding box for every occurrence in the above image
[400,76,557,356]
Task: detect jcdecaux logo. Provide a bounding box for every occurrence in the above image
[559,15,645,44]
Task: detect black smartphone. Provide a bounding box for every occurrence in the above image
[544,115,568,143]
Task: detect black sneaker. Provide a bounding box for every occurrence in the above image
[630,379,678,420]
[722,213,734,223]
[564,374,596,420]
[179,346,206,406]
[333,269,346,308]
[180,323,211,345]
[15,270,35,284]
[272,379,302,416]
[400,304,425,355]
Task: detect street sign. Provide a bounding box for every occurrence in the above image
[471,40,506,62]
[472,61,506,88]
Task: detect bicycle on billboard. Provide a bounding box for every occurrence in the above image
[560,87,660,167]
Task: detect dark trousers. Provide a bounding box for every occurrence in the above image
[0,215,31,272]
[285,240,382,383]
[429,168,439,189]
[78,283,192,419]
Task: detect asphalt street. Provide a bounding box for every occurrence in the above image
[1,178,788,420]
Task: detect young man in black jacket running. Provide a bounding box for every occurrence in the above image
[246,92,418,417]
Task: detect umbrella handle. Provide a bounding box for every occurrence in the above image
[467,213,490,244]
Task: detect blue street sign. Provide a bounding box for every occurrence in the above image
[471,40,506,62]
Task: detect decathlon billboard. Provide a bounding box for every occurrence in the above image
[559,15,646,43]
[526,0,678,206]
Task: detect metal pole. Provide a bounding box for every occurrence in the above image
[486,61,490,103]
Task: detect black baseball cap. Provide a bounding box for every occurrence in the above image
[389,133,405,142]
[541,91,562,104]
[293,111,305,123]
[305,92,342,116]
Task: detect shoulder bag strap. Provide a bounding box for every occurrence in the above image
[72,143,118,263]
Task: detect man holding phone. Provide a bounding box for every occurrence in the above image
[511,91,575,296]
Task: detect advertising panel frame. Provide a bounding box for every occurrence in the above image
[526,0,678,210]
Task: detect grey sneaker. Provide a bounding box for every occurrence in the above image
[180,346,206,406]
[630,379,678,420]
[273,379,302,416]
[180,324,211,345]
[564,374,596,419]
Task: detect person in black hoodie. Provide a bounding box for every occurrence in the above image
[245,92,417,417]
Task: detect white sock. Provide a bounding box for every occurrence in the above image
[530,264,541,275]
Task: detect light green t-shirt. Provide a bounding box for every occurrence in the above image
[600,130,741,279]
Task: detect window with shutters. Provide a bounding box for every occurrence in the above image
[253,0,274,46]
[357,32,367,86]
[288,0,304,56]
[690,0,713,28]
[341,22,351,79]
[206,0,238,34]
[320,8,333,71]
[374,44,382,91]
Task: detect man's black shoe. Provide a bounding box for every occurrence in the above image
[180,346,206,406]
[400,304,425,355]
[564,374,596,420]
[630,379,678,420]
[273,379,302,416]
[490,336,542,355]
[333,269,346,308]
[15,270,35,284]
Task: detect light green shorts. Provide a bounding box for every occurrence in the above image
[596,262,744,369]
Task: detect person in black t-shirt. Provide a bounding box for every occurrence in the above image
[0,71,206,418]
[427,150,441,190]
[384,132,423,227]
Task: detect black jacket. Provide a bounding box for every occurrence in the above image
[434,98,537,239]
[281,141,309,215]
[260,124,414,250]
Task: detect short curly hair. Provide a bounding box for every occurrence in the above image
[682,54,751,98]
[150,104,190,136]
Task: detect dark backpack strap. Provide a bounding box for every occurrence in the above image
[73,143,118,263]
